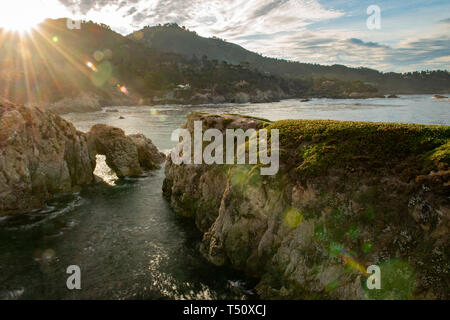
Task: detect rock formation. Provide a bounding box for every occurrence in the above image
[87,127,165,178]
[88,124,143,178]
[0,102,95,215]
[129,134,166,170]
[163,113,450,299]
[0,103,163,216]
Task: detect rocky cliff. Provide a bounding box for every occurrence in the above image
[163,113,450,299]
[0,102,163,216]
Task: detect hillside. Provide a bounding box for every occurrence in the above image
[130,23,450,94]
[0,19,383,112]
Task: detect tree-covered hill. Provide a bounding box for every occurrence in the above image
[0,19,390,110]
[130,23,450,94]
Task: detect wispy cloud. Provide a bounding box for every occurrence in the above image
[56,0,343,35]
[348,38,390,49]
[54,0,450,72]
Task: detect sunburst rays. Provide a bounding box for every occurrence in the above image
[0,20,124,105]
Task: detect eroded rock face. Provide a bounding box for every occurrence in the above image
[129,134,165,170]
[87,126,165,177]
[163,113,450,300]
[0,103,95,215]
[87,124,143,178]
[0,103,163,216]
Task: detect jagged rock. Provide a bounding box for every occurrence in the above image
[0,103,95,215]
[45,94,103,114]
[252,89,273,103]
[190,93,210,105]
[0,103,163,216]
[87,124,143,178]
[211,95,226,104]
[163,113,450,300]
[233,92,250,103]
[129,134,165,170]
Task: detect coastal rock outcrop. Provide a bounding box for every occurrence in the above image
[129,134,165,170]
[0,103,95,215]
[151,88,286,105]
[0,103,163,216]
[87,127,165,177]
[27,93,141,115]
[88,124,143,178]
[163,113,450,299]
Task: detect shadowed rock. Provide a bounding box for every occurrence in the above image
[163,113,450,300]
[0,103,95,215]
[129,134,165,170]
[87,124,143,178]
[0,103,163,216]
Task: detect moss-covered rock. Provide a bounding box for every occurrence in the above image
[163,113,450,300]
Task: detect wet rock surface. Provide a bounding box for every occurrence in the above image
[0,103,95,215]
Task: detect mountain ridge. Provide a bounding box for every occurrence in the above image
[129,23,450,94]
[0,18,385,111]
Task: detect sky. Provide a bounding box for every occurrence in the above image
[0,0,449,72]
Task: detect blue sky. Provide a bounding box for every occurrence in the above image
[1,0,449,72]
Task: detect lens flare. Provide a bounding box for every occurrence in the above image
[283,207,304,228]
[0,0,49,33]
[86,61,97,72]
[120,86,128,95]
[330,242,369,277]
[117,84,129,95]
[93,50,104,62]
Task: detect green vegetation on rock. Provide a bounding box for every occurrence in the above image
[164,114,450,300]
[267,119,450,176]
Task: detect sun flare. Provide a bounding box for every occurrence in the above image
[0,0,63,33]
[2,19,40,33]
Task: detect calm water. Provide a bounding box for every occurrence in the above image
[0,95,449,300]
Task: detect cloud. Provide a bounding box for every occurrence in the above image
[390,36,450,69]
[124,7,137,17]
[54,0,449,72]
[58,0,120,14]
[57,0,343,35]
[348,38,390,49]
[237,28,449,72]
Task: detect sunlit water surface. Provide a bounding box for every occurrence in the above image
[0,95,448,299]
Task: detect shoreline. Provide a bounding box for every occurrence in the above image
[32,92,450,116]
[1,101,449,300]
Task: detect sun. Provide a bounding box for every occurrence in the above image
[0,0,55,33]
[2,20,40,34]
